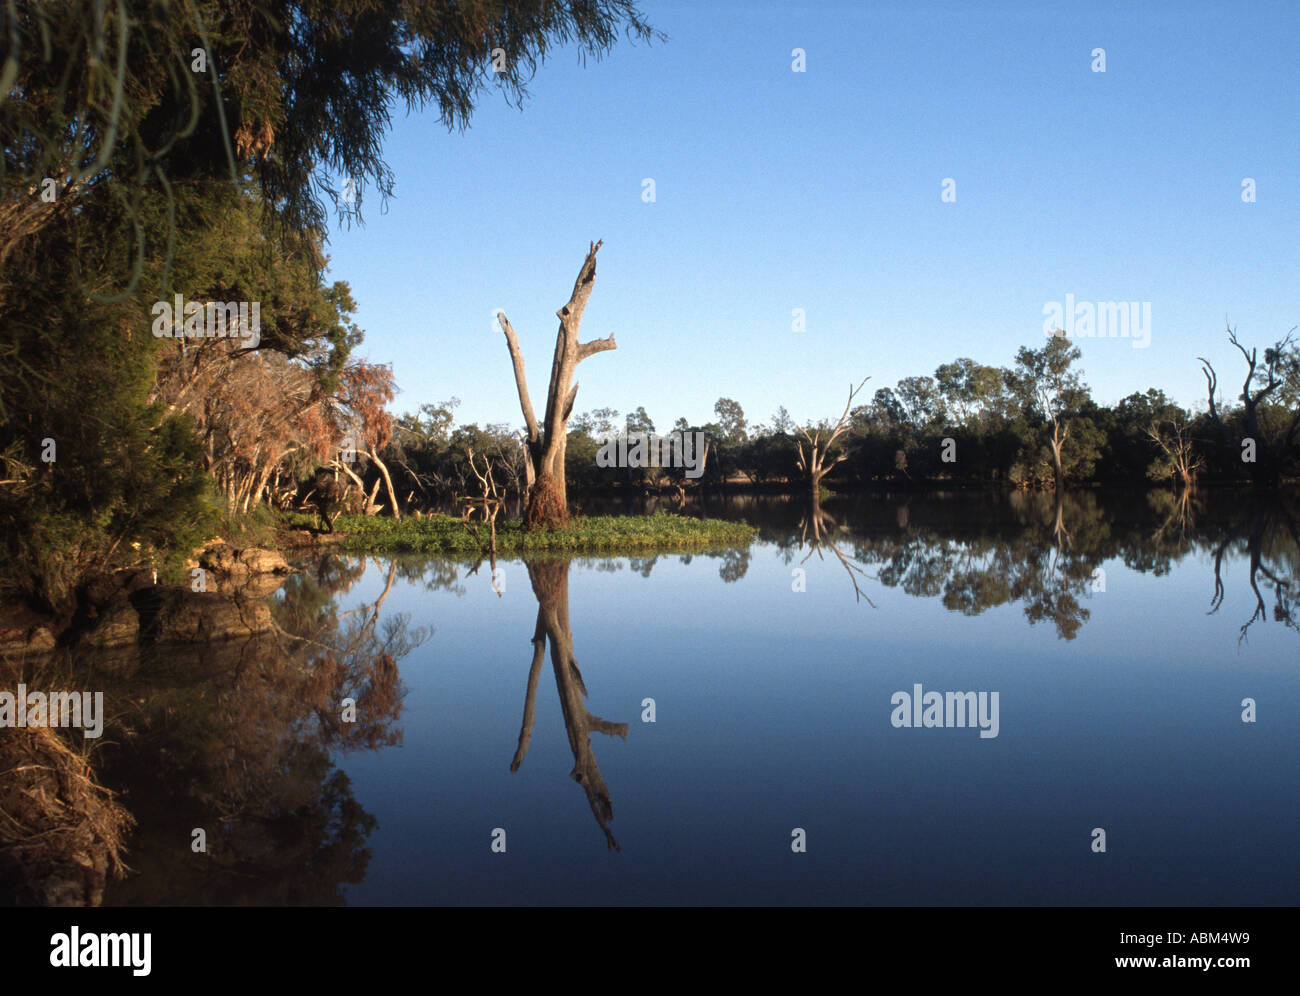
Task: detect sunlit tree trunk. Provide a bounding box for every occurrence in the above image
[498,241,616,529]
[368,445,401,520]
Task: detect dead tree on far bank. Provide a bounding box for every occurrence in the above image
[796,377,869,499]
[497,241,616,529]
[461,447,503,594]
[1199,324,1300,487]
[1146,415,1204,490]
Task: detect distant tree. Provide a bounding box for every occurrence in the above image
[713,398,748,444]
[745,432,799,484]
[1106,390,1167,475]
[796,378,869,499]
[1198,323,1300,487]
[625,406,655,436]
[1007,336,1094,490]
[593,408,621,436]
[1146,412,1205,490]
[401,399,461,445]
[771,406,796,435]
[894,376,946,432]
[934,358,1007,427]
[869,388,906,427]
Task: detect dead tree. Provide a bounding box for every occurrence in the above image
[497,240,616,529]
[1146,416,1204,490]
[460,446,503,592]
[1199,324,1300,487]
[367,444,402,521]
[327,448,400,519]
[463,445,500,505]
[796,377,869,499]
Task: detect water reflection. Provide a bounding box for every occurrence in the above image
[492,488,1300,649]
[798,496,875,605]
[671,489,1300,644]
[512,560,628,851]
[9,489,1300,905]
[94,552,429,904]
[1199,494,1300,642]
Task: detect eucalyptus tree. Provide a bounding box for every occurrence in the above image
[1007,336,1096,491]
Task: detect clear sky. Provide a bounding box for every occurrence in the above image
[320,0,1299,432]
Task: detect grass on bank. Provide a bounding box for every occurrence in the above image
[288,511,756,556]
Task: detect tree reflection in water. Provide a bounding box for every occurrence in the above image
[511,559,628,851]
[96,552,430,904]
[71,489,1300,902]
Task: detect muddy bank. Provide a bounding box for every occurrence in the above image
[0,543,298,658]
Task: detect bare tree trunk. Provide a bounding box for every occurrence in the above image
[332,459,366,512]
[1050,431,1064,494]
[498,241,616,529]
[368,444,401,520]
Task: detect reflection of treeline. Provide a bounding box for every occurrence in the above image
[628,489,1296,644]
[767,490,1300,642]
[79,552,428,905]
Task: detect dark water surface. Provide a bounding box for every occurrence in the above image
[99,491,1299,905]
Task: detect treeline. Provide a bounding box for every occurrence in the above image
[4,4,1295,611]
[380,333,1300,504]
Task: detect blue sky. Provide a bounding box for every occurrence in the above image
[320,0,1299,432]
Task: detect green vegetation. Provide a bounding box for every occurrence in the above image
[318,512,755,556]
[0,1,659,607]
[387,330,1300,508]
[4,2,1298,612]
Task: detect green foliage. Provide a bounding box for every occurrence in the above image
[1,0,663,605]
[743,431,799,483]
[712,397,748,444]
[2,1,663,265]
[329,512,755,556]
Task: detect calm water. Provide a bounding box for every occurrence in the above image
[95,491,1299,905]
